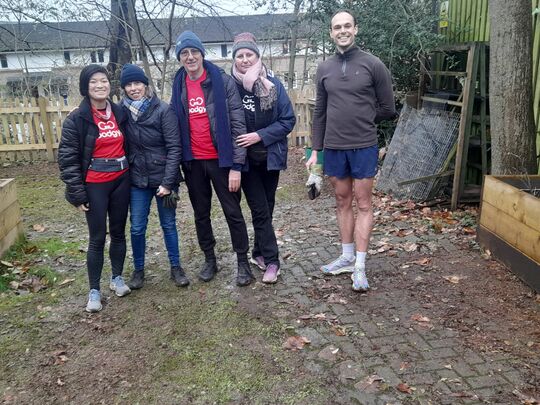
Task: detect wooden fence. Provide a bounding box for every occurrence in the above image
[0,89,314,163]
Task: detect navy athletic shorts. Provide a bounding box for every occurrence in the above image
[323,146,378,179]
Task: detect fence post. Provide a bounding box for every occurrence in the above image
[38,97,55,162]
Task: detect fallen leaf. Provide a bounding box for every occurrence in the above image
[0,260,14,267]
[58,278,75,286]
[356,374,384,392]
[396,382,412,394]
[443,275,467,284]
[462,227,475,234]
[411,314,431,323]
[8,281,19,290]
[399,362,410,371]
[408,257,431,266]
[283,336,311,351]
[512,389,539,404]
[332,325,347,336]
[404,243,418,252]
[33,224,46,232]
[56,378,65,386]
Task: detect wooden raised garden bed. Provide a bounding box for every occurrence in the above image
[0,178,23,257]
[477,175,540,292]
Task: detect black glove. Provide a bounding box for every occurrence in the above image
[162,191,179,209]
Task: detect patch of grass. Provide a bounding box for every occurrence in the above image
[129,292,329,404]
[1,236,84,293]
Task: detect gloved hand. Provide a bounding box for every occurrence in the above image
[162,190,179,209]
[306,164,323,200]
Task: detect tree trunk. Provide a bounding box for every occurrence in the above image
[489,0,538,174]
[107,0,134,98]
[287,0,302,91]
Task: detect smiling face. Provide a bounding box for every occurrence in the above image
[124,81,146,101]
[179,47,204,79]
[330,12,358,53]
[234,49,259,74]
[87,72,110,103]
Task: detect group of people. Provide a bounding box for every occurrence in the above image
[58,9,396,313]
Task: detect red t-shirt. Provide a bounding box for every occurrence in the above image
[186,70,218,159]
[86,108,127,183]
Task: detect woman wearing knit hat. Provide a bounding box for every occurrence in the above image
[231,32,296,284]
[119,64,187,289]
[58,64,131,312]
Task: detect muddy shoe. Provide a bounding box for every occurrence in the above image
[85,289,102,313]
[249,256,265,271]
[262,263,280,284]
[198,260,218,282]
[170,266,190,287]
[236,261,255,287]
[128,271,145,290]
[110,276,131,297]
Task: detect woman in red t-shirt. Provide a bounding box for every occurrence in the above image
[58,65,131,313]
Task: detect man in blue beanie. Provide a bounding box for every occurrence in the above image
[170,30,255,287]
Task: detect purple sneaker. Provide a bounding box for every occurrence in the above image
[262,264,280,284]
[250,256,265,271]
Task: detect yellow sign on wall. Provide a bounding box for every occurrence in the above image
[440,0,449,28]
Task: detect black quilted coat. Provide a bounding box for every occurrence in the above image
[58,98,128,206]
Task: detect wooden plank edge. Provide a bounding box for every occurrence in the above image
[477,225,540,293]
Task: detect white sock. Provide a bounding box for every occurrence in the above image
[355,251,367,268]
[342,243,355,260]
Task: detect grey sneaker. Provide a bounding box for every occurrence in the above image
[86,289,102,313]
[109,275,131,297]
[320,255,355,275]
[351,266,370,292]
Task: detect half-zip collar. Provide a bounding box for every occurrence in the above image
[336,46,360,78]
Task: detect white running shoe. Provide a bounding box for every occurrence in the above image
[351,266,370,292]
[320,255,355,275]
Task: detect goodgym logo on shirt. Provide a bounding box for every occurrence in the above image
[242,95,255,112]
[97,120,122,139]
[189,96,206,114]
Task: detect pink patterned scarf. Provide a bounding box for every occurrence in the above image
[232,59,277,111]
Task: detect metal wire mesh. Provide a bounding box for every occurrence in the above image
[376,104,461,200]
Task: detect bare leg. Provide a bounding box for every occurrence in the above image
[330,176,354,244]
[353,178,374,252]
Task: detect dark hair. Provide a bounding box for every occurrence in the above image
[79,64,109,97]
[330,9,357,27]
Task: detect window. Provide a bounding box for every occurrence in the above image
[303,71,311,85]
[63,51,71,64]
[163,47,169,60]
[0,54,7,68]
[97,50,104,63]
[221,44,228,58]
[90,51,97,63]
[282,42,289,55]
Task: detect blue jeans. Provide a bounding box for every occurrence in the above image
[130,186,180,271]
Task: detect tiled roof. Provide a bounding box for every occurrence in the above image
[0,13,301,52]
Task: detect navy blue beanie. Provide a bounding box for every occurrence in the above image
[120,64,148,88]
[175,31,206,60]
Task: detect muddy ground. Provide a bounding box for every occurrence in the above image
[0,149,539,405]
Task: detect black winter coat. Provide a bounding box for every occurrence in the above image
[58,98,128,206]
[122,96,182,190]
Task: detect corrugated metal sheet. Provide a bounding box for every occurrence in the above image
[442,0,540,165]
